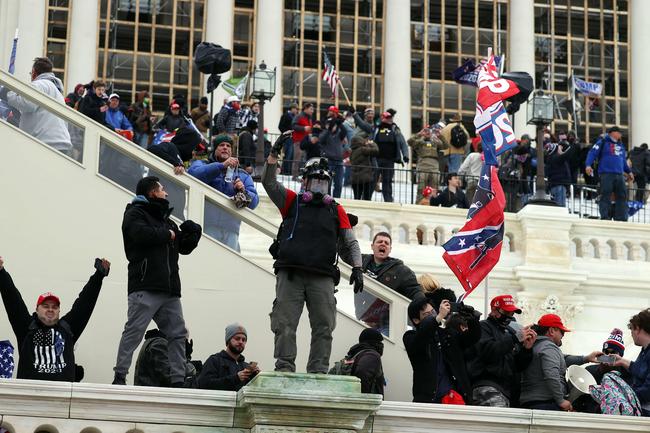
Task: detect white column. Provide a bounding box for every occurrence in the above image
[65,0,99,93]
[383,0,412,139]
[204,0,234,107]
[13,0,47,82]
[255,0,284,134]
[508,0,536,139]
[0,0,20,70]
[631,0,650,146]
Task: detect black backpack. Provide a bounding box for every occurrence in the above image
[450,123,467,149]
[194,43,232,74]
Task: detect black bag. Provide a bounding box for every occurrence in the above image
[194,43,232,74]
[450,123,467,149]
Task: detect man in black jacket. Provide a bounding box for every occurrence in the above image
[465,295,536,407]
[340,328,385,396]
[113,176,202,386]
[79,80,113,130]
[355,232,423,335]
[429,173,469,209]
[133,329,198,387]
[238,119,258,173]
[197,323,259,391]
[630,143,650,202]
[404,295,481,405]
[0,256,110,381]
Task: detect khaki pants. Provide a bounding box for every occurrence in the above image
[270,269,337,373]
[416,157,440,201]
[291,142,303,177]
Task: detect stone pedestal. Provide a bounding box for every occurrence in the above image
[236,372,382,433]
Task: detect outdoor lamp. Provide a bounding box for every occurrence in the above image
[250,61,276,101]
[527,90,554,125]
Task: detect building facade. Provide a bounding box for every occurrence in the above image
[1,0,649,144]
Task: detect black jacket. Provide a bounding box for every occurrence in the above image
[347,342,385,396]
[278,111,295,133]
[79,92,112,130]
[465,317,533,402]
[196,350,253,391]
[0,267,105,381]
[430,188,469,209]
[122,196,202,297]
[133,329,196,387]
[403,314,481,404]
[238,128,256,169]
[545,144,576,187]
[630,146,650,177]
[355,255,424,329]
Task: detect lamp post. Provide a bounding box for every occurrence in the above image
[526,90,556,205]
[250,61,277,178]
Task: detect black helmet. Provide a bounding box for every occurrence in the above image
[302,157,332,181]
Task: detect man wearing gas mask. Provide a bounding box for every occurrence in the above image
[465,295,537,407]
[262,133,364,373]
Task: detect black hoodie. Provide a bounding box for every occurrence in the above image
[346,342,385,395]
[0,267,105,381]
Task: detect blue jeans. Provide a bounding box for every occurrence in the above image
[599,172,628,221]
[448,154,463,173]
[550,185,566,207]
[135,132,149,149]
[328,160,344,198]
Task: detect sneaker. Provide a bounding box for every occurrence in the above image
[112,373,126,385]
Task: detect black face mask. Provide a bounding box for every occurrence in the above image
[497,314,514,327]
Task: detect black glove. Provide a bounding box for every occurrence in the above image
[271,131,292,157]
[94,258,110,277]
[0,86,9,101]
[348,105,356,114]
[350,267,364,294]
[403,157,410,164]
[180,220,202,233]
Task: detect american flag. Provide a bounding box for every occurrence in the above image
[322,51,339,98]
[31,328,66,374]
[0,340,14,378]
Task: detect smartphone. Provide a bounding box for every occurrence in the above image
[597,354,616,364]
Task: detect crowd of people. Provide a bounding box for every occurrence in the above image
[2,57,650,417]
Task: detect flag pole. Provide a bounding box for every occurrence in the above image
[336,79,352,107]
[570,71,579,142]
[484,275,489,317]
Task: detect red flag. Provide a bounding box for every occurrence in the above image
[442,165,505,301]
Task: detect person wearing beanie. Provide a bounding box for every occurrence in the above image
[0,255,110,381]
[520,314,602,411]
[197,323,259,391]
[403,295,480,405]
[187,133,259,252]
[333,328,385,396]
[579,328,631,391]
[613,309,650,415]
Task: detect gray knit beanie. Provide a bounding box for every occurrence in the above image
[225,323,247,344]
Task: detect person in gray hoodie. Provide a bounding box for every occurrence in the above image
[1,57,72,155]
[520,314,602,411]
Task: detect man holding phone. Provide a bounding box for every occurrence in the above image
[197,323,259,391]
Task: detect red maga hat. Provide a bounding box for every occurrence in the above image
[538,313,571,332]
[490,295,522,314]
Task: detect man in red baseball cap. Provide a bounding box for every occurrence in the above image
[0,256,110,381]
[466,294,537,407]
[520,313,602,412]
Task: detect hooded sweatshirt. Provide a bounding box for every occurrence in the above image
[585,134,631,175]
[7,72,72,152]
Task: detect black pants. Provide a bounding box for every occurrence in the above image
[636,174,647,202]
[352,182,374,200]
[376,158,395,202]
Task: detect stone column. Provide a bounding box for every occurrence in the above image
[13,0,47,83]
[65,0,99,93]
[383,0,411,139]
[255,0,284,134]
[630,0,650,145]
[204,0,234,106]
[508,0,536,139]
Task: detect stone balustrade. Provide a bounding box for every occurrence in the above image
[1,374,649,433]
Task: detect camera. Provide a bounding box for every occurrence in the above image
[450,302,481,320]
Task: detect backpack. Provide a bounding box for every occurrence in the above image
[590,371,642,416]
[450,123,468,148]
[193,43,232,74]
[328,349,374,376]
